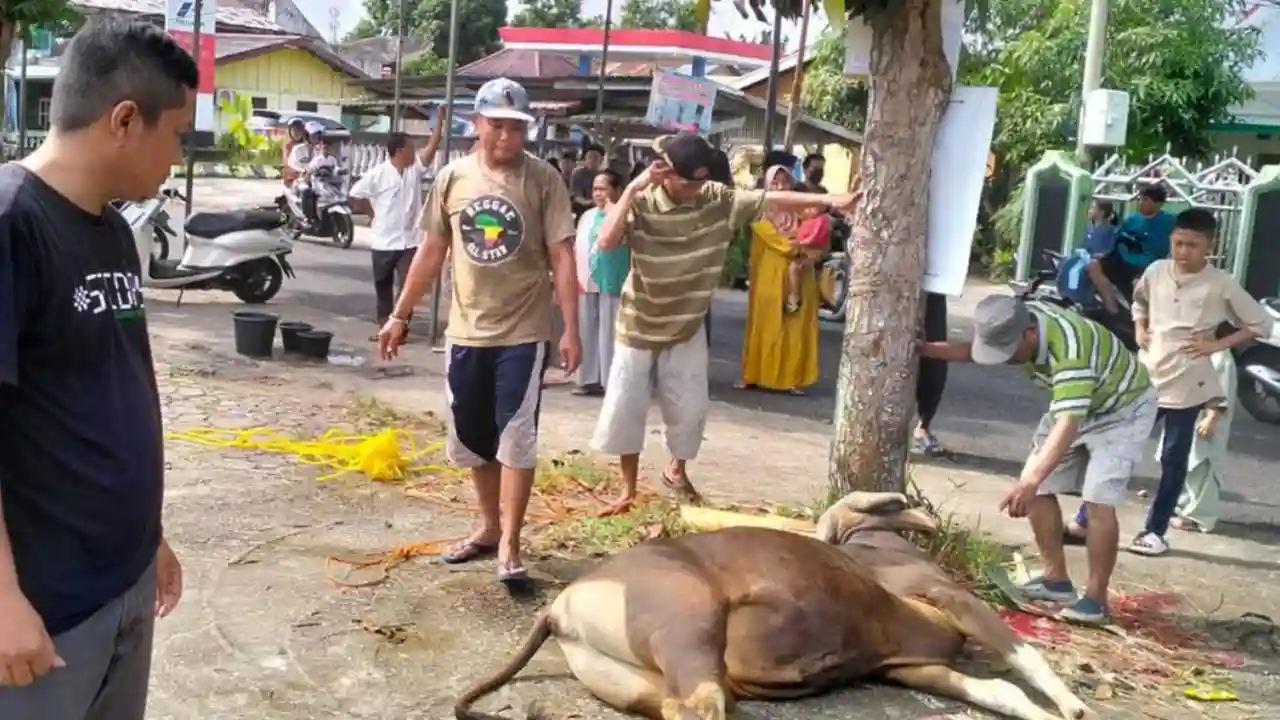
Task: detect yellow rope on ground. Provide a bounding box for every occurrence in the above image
[165,427,448,482]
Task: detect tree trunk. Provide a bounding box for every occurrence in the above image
[828,0,952,496]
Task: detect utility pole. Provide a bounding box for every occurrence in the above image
[429,0,462,347]
[17,26,28,156]
[1075,0,1109,164]
[391,0,408,132]
[760,10,785,150]
[782,4,811,148]
[183,0,205,219]
[593,0,615,148]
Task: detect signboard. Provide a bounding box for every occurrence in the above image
[844,0,965,80]
[645,70,717,135]
[923,86,1000,297]
[166,0,216,35]
[165,0,218,133]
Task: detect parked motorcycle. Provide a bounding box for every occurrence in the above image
[113,195,176,261]
[279,166,355,249]
[1009,248,1139,351]
[817,213,853,323]
[1236,299,1280,424]
[120,189,296,304]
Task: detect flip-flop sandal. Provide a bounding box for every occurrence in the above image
[732,382,756,391]
[499,566,532,593]
[788,388,807,396]
[440,539,497,565]
[662,473,702,502]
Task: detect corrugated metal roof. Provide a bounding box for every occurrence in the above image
[457,48,579,79]
[72,0,289,33]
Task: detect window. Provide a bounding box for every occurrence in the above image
[36,98,51,130]
[251,96,267,110]
[295,100,318,112]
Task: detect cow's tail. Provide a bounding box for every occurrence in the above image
[454,611,553,720]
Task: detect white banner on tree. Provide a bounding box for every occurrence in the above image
[843,0,966,80]
[923,85,999,297]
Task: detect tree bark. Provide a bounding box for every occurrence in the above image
[828,0,952,496]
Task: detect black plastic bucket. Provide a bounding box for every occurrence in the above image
[232,311,278,358]
[279,321,314,353]
[295,330,333,361]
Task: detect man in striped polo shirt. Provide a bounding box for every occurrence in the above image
[920,294,1157,625]
[592,133,857,516]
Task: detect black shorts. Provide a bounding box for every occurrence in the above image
[1098,254,1140,302]
[444,342,549,469]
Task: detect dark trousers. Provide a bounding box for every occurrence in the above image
[1144,405,1203,537]
[917,292,949,429]
[1073,404,1201,536]
[372,247,416,326]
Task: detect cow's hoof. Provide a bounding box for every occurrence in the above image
[661,682,729,720]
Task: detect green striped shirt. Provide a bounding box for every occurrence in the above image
[1025,301,1151,418]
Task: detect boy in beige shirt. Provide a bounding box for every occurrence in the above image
[1126,208,1272,556]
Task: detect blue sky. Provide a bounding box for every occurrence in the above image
[291,0,824,53]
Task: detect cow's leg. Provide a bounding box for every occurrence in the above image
[922,588,1090,719]
[883,665,1059,720]
[557,640,667,718]
[548,577,733,720]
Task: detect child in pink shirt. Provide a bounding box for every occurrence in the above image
[787,206,831,313]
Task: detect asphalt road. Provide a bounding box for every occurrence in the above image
[178,178,1280,540]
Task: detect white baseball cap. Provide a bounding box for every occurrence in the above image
[473,77,535,124]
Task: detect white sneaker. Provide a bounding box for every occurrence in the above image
[1127,532,1169,556]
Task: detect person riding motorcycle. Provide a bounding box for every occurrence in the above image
[287,122,336,224]
[281,117,307,188]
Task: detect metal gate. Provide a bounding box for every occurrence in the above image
[1089,150,1258,271]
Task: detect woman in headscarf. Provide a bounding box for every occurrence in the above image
[735,164,820,394]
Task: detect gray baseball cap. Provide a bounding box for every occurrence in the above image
[473,77,535,124]
[970,294,1032,365]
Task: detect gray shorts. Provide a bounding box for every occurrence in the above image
[1030,389,1158,506]
[591,326,710,460]
[0,560,156,720]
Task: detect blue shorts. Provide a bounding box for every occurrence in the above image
[444,341,549,470]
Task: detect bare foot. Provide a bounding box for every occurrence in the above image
[597,495,636,517]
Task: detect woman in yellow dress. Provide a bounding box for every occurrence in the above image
[736,166,821,395]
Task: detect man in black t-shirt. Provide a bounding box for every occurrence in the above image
[0,18,197,718]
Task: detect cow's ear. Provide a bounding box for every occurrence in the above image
[816,505,857,544]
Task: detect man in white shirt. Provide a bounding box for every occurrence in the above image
[350,119,443,337]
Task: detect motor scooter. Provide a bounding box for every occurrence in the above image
[1236,299,1280,424]
[119,189,296,305]
[1009,248,1138,351]
[279,166,355,249]
[816,213,853,323]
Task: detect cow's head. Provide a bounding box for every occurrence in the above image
[815,491,938,545]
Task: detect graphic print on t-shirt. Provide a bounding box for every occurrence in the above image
[459,194,525,265]
[72,270,146,320]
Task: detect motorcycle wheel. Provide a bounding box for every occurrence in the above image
[1237,346,1280,424]
[818,256,847,323]
[232,258,284,305]
[152,226,171,262]
[330,213,355,249]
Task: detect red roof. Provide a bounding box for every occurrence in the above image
[497,27,773,67]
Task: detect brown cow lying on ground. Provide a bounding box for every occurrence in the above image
[455,491,1091,720]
